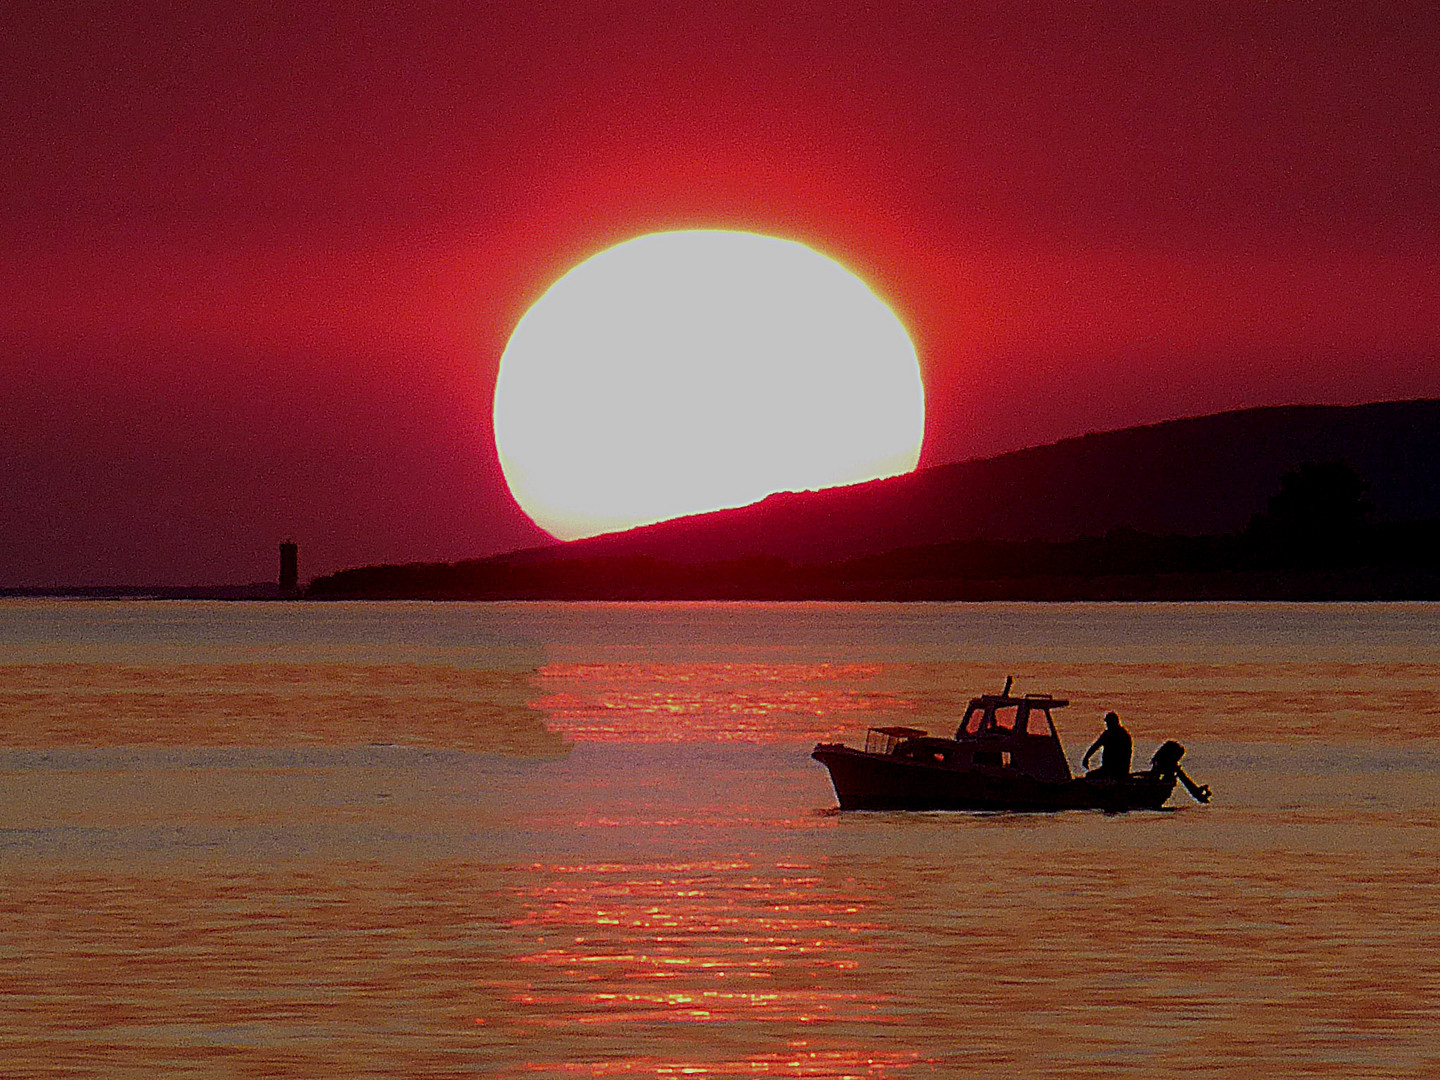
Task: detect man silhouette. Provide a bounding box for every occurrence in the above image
[1082,711,1132,779]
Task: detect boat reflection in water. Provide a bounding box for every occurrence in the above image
[813,678,1212,812]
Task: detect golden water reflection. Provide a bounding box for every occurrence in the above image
[536,659,1440,746]
[4,603,1440,1077]
[496,860,923,1077]
[535,663,901,744]
[492,835,1440,1077]
[6,658,1435,753]
[5,836,1436,1078]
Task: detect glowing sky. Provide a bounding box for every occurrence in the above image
[2,2,1438,584]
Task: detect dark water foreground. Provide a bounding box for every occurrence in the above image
[2,600,1438,1078]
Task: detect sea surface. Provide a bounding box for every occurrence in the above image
[1,599,1437,1078]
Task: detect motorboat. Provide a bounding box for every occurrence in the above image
[811,678,1211,812]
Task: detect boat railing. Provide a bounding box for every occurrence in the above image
[865,725,929,755]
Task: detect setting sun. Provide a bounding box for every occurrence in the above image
[493,230,925,540]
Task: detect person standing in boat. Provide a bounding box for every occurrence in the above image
[1082,711,1132,779]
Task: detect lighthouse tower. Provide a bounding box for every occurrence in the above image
[279,541,298,593]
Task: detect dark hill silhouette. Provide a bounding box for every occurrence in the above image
[309,398,1440,599]
[531,399,1440,566]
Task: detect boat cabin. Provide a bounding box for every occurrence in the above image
[956,692,1066,739]
[859,689,1072,784]
[951,691,1072,781]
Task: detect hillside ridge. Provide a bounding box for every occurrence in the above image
[309,397,1440,599]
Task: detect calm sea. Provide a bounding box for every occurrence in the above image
[2,600,1437,1078]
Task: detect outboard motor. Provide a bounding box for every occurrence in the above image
[1150,740,1186,775]
[1149,740,1211,803]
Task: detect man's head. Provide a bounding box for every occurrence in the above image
[1104,711,1120,728]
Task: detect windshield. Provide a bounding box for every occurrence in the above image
[960,704,1017,735]
[1023,708,1052,736]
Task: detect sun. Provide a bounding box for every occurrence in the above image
[493,230,924,540]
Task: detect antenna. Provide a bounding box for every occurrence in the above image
[1002,675,1013,697]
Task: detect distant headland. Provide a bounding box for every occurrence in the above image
[308,399,1440,602]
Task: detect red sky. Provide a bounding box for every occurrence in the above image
[3,1,1438,585]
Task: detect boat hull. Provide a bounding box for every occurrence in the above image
[812,744,1176,812]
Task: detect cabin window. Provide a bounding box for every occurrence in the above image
[1023,709,1052,737]
[1001,751,1012,767]
[961,705,1019,735]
